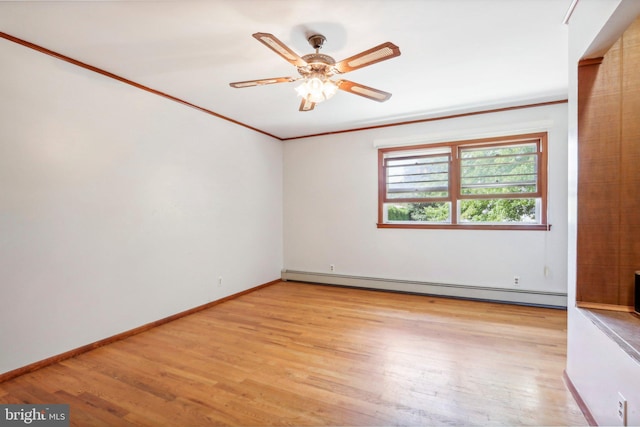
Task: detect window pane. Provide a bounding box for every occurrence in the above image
[378,133,547,229]
[385,202,451,223]
[459,198,539,223]
[460,143,538,196]
[385,154,449,199]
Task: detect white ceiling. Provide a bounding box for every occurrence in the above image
[0,0,571,140]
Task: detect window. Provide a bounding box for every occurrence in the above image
[378,132,548,230]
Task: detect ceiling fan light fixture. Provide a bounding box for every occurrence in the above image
[295,75,337,103]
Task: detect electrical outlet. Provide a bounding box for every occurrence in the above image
[218,276,223,287]
[513,276,520,286]
[330,264,335,272]
[618,392,627,425]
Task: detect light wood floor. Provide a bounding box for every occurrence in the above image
[0,281,586,426]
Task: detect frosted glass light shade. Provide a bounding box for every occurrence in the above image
[295,77,338,103]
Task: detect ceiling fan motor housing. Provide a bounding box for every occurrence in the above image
[299,53,336,78]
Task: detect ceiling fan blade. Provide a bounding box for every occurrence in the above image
[336,80,391,102]
[337,80,392,102]
[334,42,401,73]
[253,32,307,67]
[299,98,316,112]
[229,77,295,88]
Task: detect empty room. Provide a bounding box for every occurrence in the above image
[1,1,639,426]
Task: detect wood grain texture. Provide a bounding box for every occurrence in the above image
[0,280,280,383]
[576,263,620,304]
[0,282,586,426]
[577,17,640,307]
[620,18,640,307]
[576,301,634,312]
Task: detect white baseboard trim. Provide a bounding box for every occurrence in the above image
[281,270,567,308]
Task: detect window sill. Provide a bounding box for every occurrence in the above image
[376,223,551,231]
[578,306,640,365]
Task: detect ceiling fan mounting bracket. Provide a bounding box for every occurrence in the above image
[307,34,326,50]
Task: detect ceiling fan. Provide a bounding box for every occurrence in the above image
[229,32,401,111]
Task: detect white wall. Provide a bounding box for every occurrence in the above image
[0,38,283,375]
[283,103,568,299]
[566,1,640,425]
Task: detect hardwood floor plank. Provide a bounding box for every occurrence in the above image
[0,281,586,426]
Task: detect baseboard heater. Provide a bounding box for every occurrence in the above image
[281,270,567,308]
